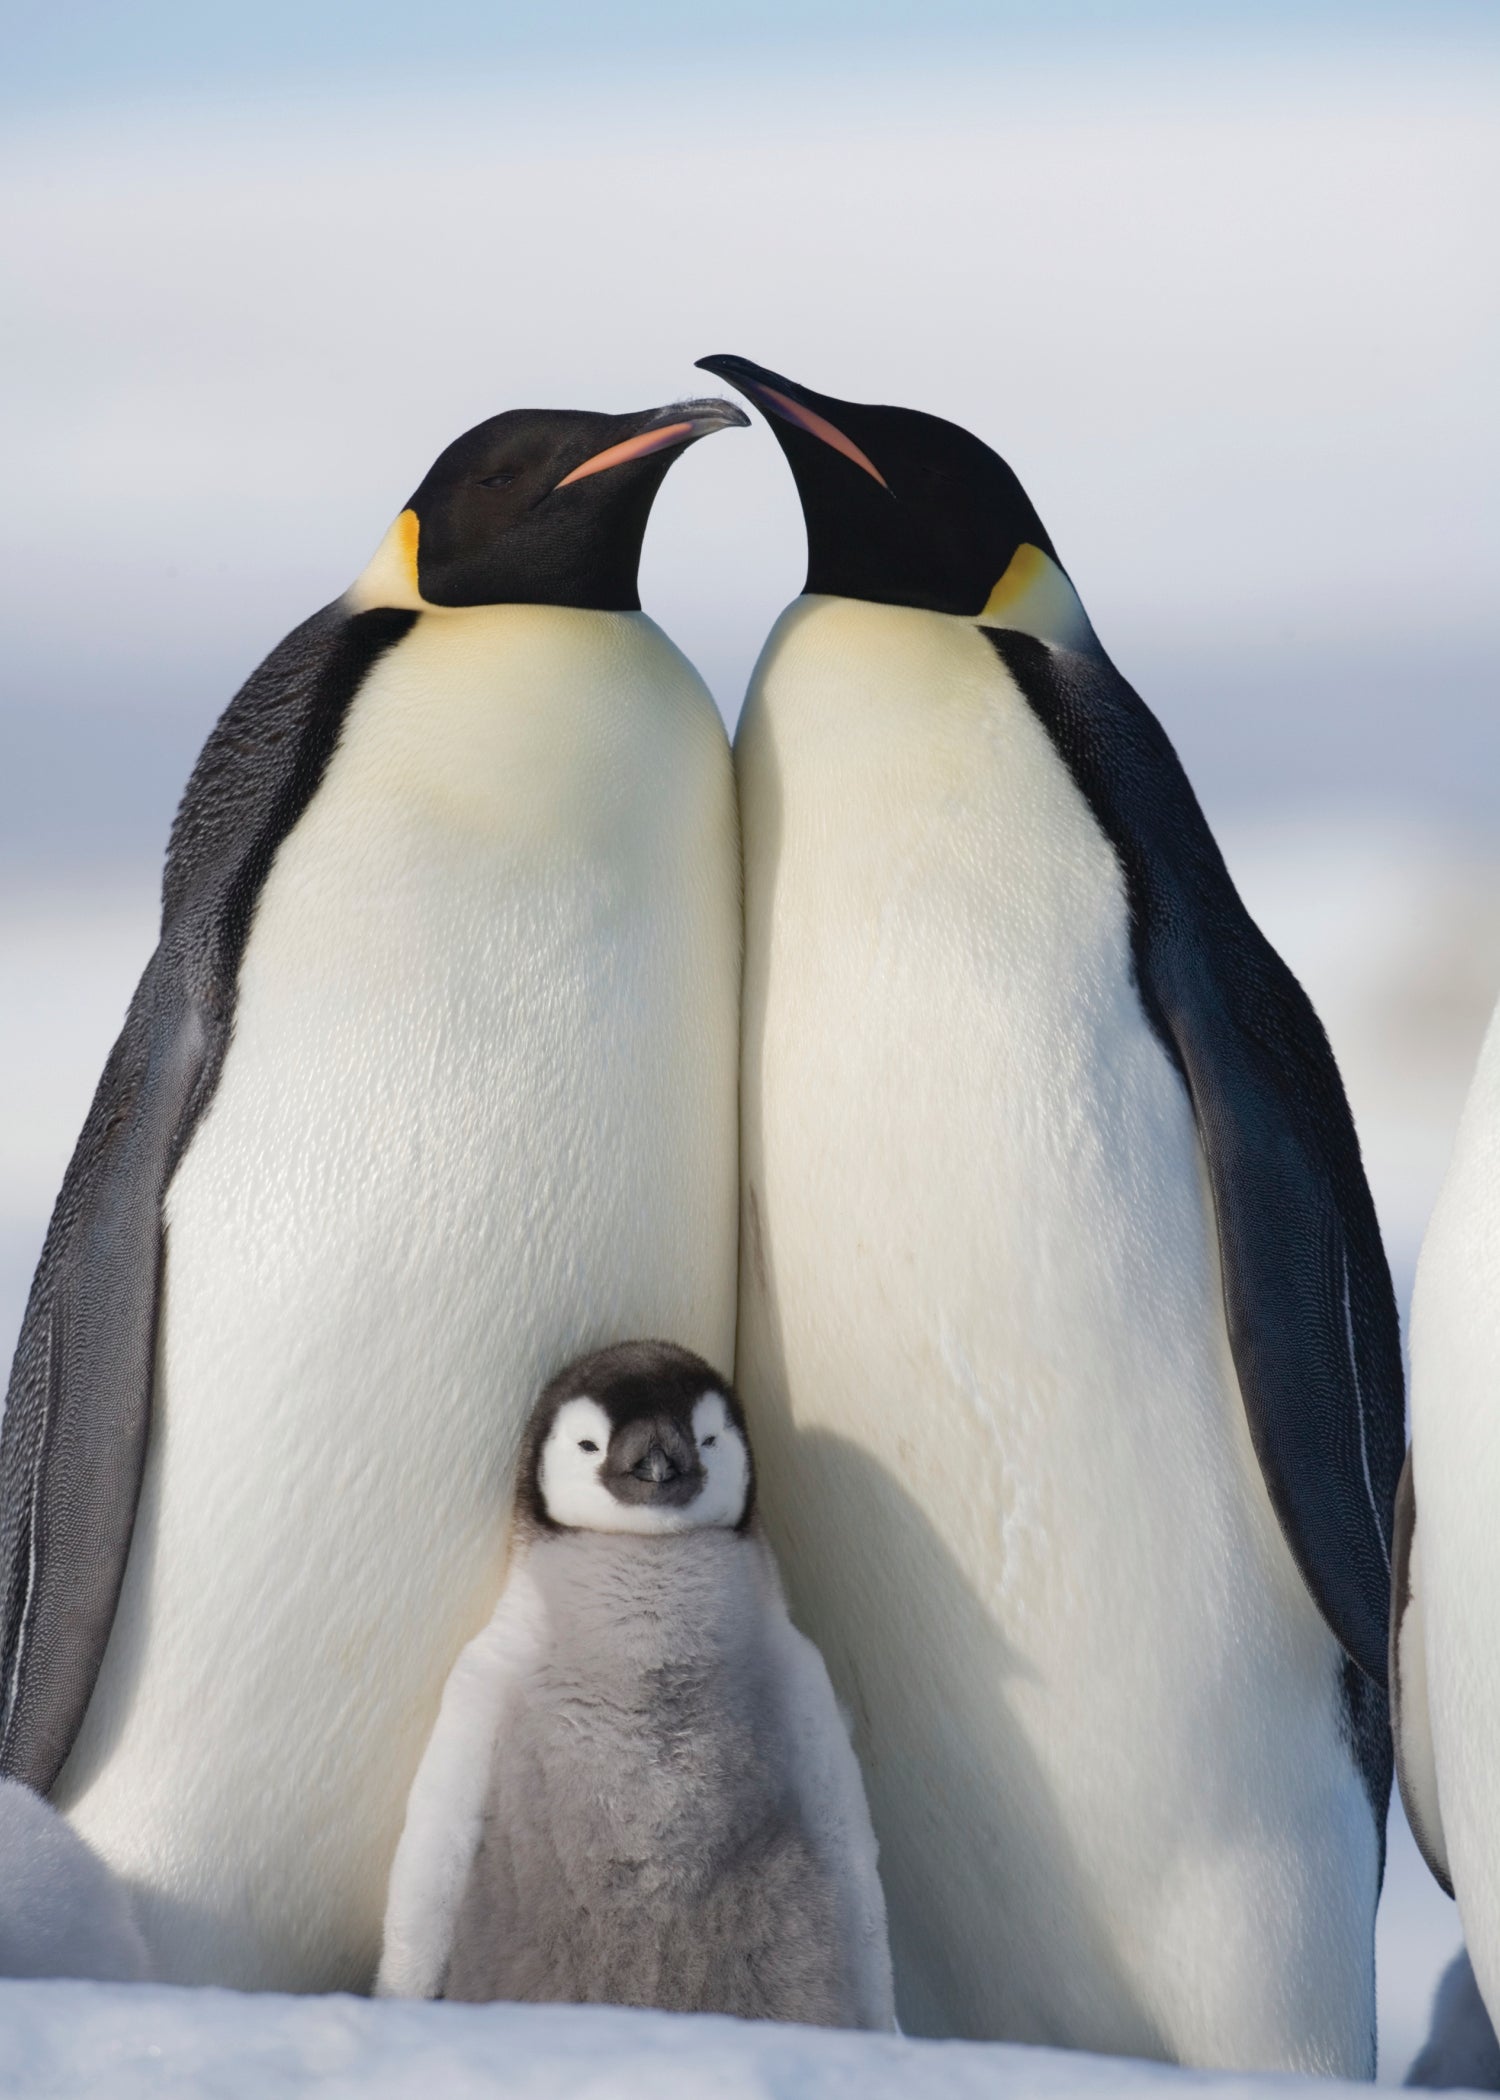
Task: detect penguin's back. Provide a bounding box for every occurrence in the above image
[443,1530,851,2023]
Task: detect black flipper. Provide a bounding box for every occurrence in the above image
[0,602,416,1791]
[987,629,1405,1691]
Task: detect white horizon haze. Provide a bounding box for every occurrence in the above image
[2,39,1497,874]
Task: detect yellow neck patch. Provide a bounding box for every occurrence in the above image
[979,543,1094,650]
[345,508,430,613]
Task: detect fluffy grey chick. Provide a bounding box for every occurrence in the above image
[0,1779,149,1981]
[377,1340,893,2028]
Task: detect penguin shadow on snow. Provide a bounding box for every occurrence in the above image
[740,1315,1166,2051]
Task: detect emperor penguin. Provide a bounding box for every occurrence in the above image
[1393,996,1500,2049]
[0,397,746,1992]
[696,353,1404,2073]
[377,1340,895,2028]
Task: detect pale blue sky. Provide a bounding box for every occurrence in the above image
[8,0,1497,111]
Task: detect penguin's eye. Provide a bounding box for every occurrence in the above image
[578,1439,599,1453]
[702,1435,717,1448]
[479,469,519,489]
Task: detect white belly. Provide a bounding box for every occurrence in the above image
[735,597,1375,2071]
[1410,1000,1500,2022]
[54,604,740,1991]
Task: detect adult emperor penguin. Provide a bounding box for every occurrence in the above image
[1393,998,1500,2048]
[378,1340,894,2027]
[0,396,746,1991]
[696,353,1404,2072]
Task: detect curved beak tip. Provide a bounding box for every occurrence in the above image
[673,397,749,435]
[694,356,768,401]
[552,399,745,491]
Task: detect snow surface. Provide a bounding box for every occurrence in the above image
[0,1984,1472,2100]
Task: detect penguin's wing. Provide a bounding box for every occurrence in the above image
[0,947,211,1791]
[1391,1450,1453,1894]
[756,1551,896,2032]
[0,602,417,1792]
[377,1562,548,2000]
[988,631,1405,1688]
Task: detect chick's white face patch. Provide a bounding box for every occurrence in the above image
[689,1393,751,1529]
[535,1392,750,1535]
[536,1398,618,1531]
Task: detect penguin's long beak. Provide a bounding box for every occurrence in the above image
[553,398,747,490]
[695,355,888,488]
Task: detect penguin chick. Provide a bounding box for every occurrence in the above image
[378,1340,894,2029]
[0,1779,149,1981]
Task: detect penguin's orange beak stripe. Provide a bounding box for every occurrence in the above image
[750,385,888,489]
[553,422,697,489]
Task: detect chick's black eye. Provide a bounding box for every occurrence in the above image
[479,468,519,489]
[578,1439,599,1453]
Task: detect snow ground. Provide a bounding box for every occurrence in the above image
[0,1984,1461,2100]
[0,809,1494,2081]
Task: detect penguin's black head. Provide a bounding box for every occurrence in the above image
[349,399,747,615]
[696,353,1094,643]
[520,1340,755,1537]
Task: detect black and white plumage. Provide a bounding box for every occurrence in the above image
[378,1341,895,2029]
[698,353,1403,2071]
[0,400,746,1989]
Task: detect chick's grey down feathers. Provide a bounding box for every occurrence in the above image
[379,1344,891,2024]
[443,1527,853,2023]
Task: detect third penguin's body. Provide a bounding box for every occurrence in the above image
[701,355,1403,2074]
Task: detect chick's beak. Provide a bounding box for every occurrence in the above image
[632,1441,680,1486]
